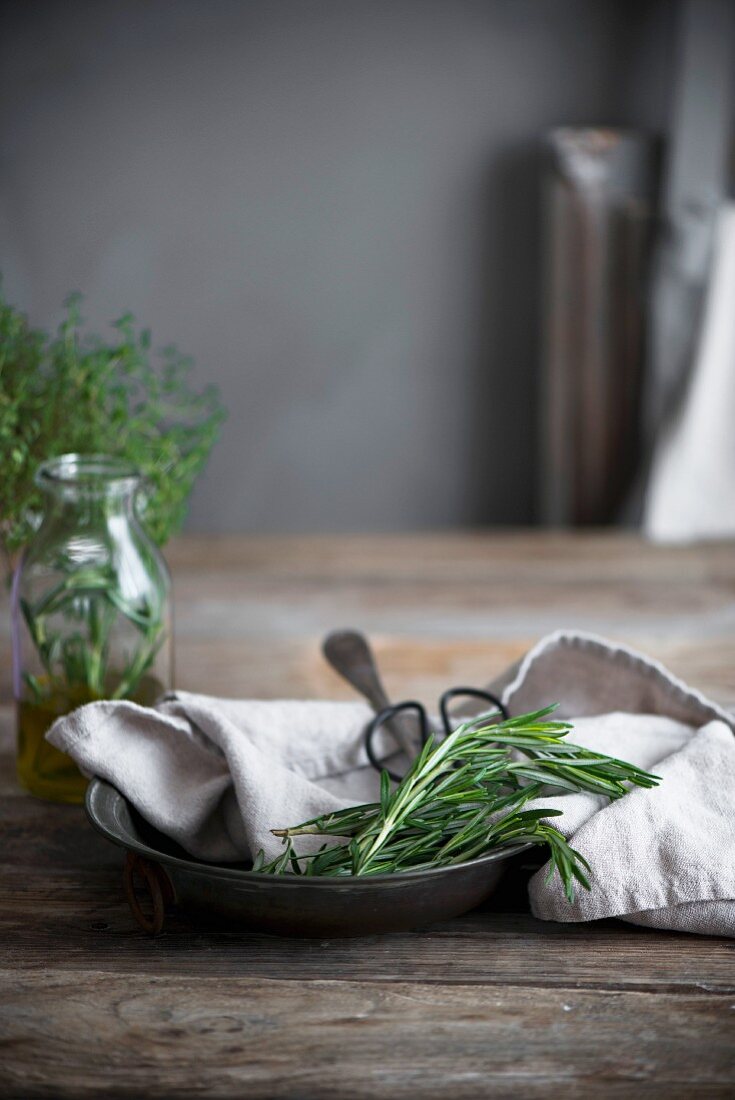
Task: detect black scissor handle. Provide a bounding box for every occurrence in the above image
[438,687,508,737]
[364,701,430,782]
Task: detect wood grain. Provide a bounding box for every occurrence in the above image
[1,533,734,1098]
[2,972,734,1099]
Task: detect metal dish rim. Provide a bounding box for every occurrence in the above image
[86,776,534,887]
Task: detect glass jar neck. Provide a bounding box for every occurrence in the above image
[36,454,141,522]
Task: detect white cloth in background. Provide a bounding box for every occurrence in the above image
[644,203,735,540]
[48,630,735,936]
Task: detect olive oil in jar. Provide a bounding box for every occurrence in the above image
[16,675,165,804]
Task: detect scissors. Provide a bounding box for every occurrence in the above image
[365,686,509,782]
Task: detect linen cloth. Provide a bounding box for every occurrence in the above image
[48,630,735,936]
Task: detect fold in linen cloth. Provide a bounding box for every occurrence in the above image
[48,630,735,937]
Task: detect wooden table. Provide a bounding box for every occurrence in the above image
[1,533,734,1098]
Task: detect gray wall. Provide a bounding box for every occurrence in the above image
[0,0,675,532]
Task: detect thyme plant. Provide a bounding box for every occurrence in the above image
[0,287,225,571]
[255,707,660,901]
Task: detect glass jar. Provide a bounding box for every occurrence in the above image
[11,454,172,803]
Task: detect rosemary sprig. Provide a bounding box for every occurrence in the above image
[19,566,166,702]
[254,706,660,902]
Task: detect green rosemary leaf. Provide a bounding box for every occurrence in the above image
[509,764,586,792]
[22,671,44,703]
[483,704,560,727]
[272,840,294,875]
[380,769,392,816]
[289,846,302,875]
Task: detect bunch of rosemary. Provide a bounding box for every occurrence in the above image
[254,707,660,902]
[18,565,165,703]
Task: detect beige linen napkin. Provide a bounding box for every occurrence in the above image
[48,630,735,936]
[487,632,735,935]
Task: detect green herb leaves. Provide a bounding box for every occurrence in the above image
[256,706,660,902]
[0,288,225,568]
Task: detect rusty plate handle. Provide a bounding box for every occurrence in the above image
[123,851,174,935]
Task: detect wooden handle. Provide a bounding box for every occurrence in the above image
[124,852,173,936]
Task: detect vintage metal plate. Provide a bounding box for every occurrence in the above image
[86,778,531,937]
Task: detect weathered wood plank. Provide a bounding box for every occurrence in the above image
[1,972,733,1099]
[1,866,733,993]
[5,533,735,702]
[162,531,735,583]
[5,632,735,713]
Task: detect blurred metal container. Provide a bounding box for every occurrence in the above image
[540,128,659,525]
